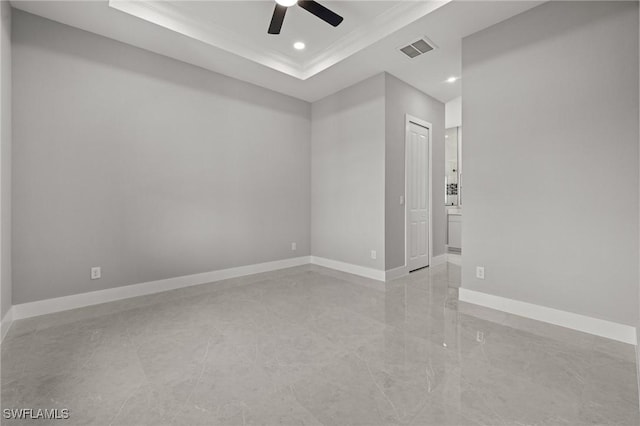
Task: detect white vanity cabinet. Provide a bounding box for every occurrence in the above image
[447,212,461,250]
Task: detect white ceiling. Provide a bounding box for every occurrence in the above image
[11,0,544,103]
[109,1,448,79]
[172,1,398,63]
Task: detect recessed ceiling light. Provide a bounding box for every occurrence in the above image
[446,76,458,83]
[276,0,298,7]
[293,41,306,50]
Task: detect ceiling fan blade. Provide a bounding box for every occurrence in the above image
[298,0,343,27]
[268,4,287,34]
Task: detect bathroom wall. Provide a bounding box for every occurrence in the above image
[445,96,461,129]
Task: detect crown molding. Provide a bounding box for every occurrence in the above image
[109,0,304,77]
[300,1,448,79]
[109,0,451,80]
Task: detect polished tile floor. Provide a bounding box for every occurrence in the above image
[2,263,639,425]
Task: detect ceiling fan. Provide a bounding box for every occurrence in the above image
[268,0,344,35]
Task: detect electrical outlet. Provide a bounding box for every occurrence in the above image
[476,266,485,280]
[291,242,297,251]
[91,267,101,280]
[476,331,485,343]
[370,250,377,260]
[399,195,404,205]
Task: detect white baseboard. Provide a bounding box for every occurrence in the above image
[636,327,640,409]
[1,307,13,343]
[459,288,637,345]
[310,256,385,281]
[385,254,460,282]
[431,254,447,266]
[447,253,461,266]
[385,266,408,281]
[12,256,311,321]
[7,253,456,323]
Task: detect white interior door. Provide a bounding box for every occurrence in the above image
[406,121,430,271]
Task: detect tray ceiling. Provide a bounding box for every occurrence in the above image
[109,0,449,79]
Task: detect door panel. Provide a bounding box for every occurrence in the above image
[407,121,430,271]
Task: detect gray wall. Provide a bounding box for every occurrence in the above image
[311,74,386,270]
[462,1,639,325]
[0,0,11,319]
[12,10,311,304]
[385,73,445,270]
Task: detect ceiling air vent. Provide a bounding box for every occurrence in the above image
[399,37,435,59]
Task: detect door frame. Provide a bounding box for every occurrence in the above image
[404,114,433,271]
